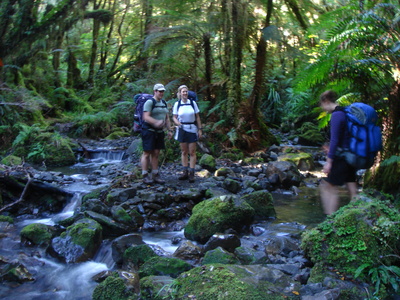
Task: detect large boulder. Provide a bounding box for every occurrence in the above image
[20,223,57,246]
[240,190,276,220]
[279,152,315,171]
[262,161,302,189]
[49,218,102,263]
[139,256,192,278]
[301,198,400,280]
[184,195,255,243]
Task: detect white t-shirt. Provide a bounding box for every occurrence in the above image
[172,100,200,134]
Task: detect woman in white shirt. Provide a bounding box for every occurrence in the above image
[172,85,203,182]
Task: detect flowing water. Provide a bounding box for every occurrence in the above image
[0,151,352,300]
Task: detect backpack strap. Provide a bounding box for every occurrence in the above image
[176,99,196,125]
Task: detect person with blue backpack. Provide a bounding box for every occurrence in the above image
[319,90,359,215]
[172,85,203,183]
[140,83,173,184]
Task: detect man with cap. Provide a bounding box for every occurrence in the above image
[140,83,173,184]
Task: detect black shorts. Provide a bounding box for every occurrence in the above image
[325,156,357,186]
[141,128,165,151]
[177,128,198,143]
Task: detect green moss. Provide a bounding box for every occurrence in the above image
[202,247,240,265]
[113,207,132,224]
[20,223,53,245]
[1,155,22,166]
[0,215,13,224]
[123,244,157,269]
[175,264,279,300]
[92,272,135,300]
[139,256,192,278]
[301,198,400,276]
[240,190,275,219]
[66,220,102,249]
[184,196,255,243]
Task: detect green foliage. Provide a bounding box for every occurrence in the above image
[71,112,115,138]
[301,196,400,297]
[92,272,134,300]
[355,264,400,297]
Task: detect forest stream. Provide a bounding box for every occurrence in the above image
[0,142,353,300]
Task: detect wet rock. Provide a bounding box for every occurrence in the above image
[199,154,216,171]
[203,233,241,253]
[222,178,241,193]
[49,218,102,263]
[184,195,255,243]
[202,246,240,265]
[0,257,35,283]
[240,190,276,220]
[20,223,57,246]
[92,272,136,300]
[111,234,145,265]
[234,246,270,265]
[84,210,131,237]
[123,244,158,271]
[139,275,175,299]
[81,198,110,215]
[139,256,192,278]
[263,161,303,188]
[173,240,203,262]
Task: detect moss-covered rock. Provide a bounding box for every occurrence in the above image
[184,195,255,243]
[139,275,176,300]
[49,218,102,263]
[301,198,400,278]
[222,178,242,194]
[139,256,192,278]
[240,190,276,219]
[123,244,158,270]
[20,223,55,246]
[1,155,22,166]
[296,122,325,146]
[13,132,76,167]
[279,152,315,171]
[202,247,240,265]
[199,154,216,171]
[92,272,136,300]
[174,264,288,299]
[0,215,13,224]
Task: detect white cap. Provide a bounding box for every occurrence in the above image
[153,83,166,91]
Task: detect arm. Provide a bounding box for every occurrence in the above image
[196,113,203,138]
[143,111,164,129]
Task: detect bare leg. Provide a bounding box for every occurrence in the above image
[346,182,358,201]
[188,142,197,169]
[150,149,160,170]
[320,179,339,215]
[141,151,151,172]
[180,143,189,167]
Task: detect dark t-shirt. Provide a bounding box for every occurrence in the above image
[328,107,350,159]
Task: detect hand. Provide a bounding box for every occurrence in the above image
[323,160,332,175]
[167,130,173,139]
[154,119,165,129]
[198,130,202,139]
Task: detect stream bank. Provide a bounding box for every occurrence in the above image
[0,137,370,299]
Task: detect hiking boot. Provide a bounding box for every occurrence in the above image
[153,173,165,184]
[179,169,189,180]
[188,170,195,183]
[142,173,154,184]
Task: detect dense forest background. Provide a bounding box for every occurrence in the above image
[0,0,399,197]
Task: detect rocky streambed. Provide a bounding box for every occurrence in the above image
[0,137,372,299]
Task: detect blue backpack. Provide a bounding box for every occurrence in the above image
[133,93,167,133]
[339,102,382,169]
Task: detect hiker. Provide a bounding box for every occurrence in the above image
[319,90,358,214]
[172,85,202,183]
[141,83,173,184]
